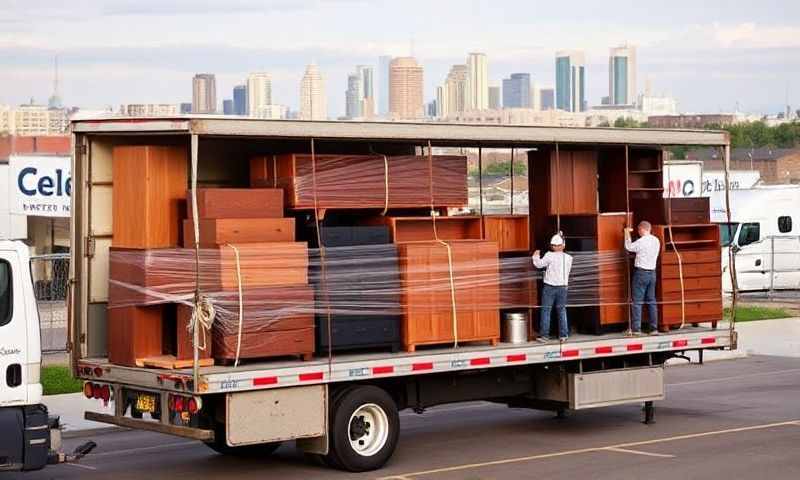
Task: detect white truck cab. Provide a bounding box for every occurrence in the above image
[713,186,800,292]
[0,240,93,472]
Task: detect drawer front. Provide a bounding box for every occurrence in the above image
[660,275,721,293]
[661,288,721,303]
[660,250,720,265]
[661,300,722,323]
[317,315,400,349]
[660,262,721,279]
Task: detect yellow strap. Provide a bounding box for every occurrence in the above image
[225,243,244,367]
[272,155,277,188]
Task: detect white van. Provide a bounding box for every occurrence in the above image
[712,185,800,292]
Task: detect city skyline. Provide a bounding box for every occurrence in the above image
[2,1,798,117]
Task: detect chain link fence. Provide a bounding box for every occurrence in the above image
[30,253,70,353]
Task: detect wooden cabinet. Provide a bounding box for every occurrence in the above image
[482,215,529,252]
[398,240,500,351]
[529,148,598,216]
[112,145,187,248]
[253,154,468,210]
[107,305,164,367]
[183,218,295,247]
[596,213,632,327]
[652,224,723,329]
[365,216,482,243]
[188,188,283,219]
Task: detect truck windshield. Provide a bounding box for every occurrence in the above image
[719,223,739,246]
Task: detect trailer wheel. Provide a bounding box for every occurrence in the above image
[205,423,282,457]
[324,385,399,472]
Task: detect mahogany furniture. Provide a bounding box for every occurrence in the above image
[483,215,529,253]
[107,305,164,367]
[529,147,598,216]
[252,154,468,210]
[651,224,723,330]
[397,240,500,352]
[112,145,187,249]
[187,188,283,219]
[182,218,295,247]
[364,216,482,243]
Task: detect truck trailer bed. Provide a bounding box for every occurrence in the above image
[77,327,733,396]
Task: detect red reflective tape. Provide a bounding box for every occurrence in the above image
[595,346,613,354]
[253,376,278,386]
[506,354,526,362]
[412,362,433,371]
[372,366,394,375]
[299,372,323,382]
[673,339,689,347]
[562,349,580,358]
[627,343,643,351]
[701,337,716,344]
[470,357,491,366]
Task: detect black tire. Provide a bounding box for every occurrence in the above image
[205,422,282,457]
[324,385,400,472]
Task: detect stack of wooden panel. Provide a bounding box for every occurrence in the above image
[182,188,314,363]
[652,224,722,330]
[397,240,500,352]
[310,226,402,353]
[107,145,191,367]
[250,154,468,210]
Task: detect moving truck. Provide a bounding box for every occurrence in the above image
[713,185,800,292]
[69,118,737,472]
[0,240,93,472]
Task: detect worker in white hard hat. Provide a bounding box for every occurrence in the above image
[532,232,573,343]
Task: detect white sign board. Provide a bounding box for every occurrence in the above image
[663,162,702,198]
[701,170,761,196]
[8,155,72,218]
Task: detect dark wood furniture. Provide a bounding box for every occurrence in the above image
[483,215,529,253]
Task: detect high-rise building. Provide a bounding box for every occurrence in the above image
[120,104,179,116]
[0,103,68,135]
[300,64,326,120]
[233,85,247,115]
[345,72,362,119]
[609,45,637,105]
[440,64,468,115]
[192,73,217,113]
[378,56,392,116]
[345,65,375,119]
[247,72,273,118]
[435,85,448,118]
[223,99,234,115]
[389,57,424,120]
[488,85,501,109]
[502,73,531,108]
[555,51,585,112]
[466,52,488,110]
[540,88,555,110]
[179,103,192,114]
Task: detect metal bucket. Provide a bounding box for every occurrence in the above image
[502,312,529,344]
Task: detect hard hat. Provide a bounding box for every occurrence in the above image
[550,233,564,246]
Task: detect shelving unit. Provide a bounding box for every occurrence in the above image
[364,215,483,243]
[482,215,529,253]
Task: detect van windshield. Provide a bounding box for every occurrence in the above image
[719,223,739,246]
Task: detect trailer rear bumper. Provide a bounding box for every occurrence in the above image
[84,412,214,441]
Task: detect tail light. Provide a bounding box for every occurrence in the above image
[187,398,198,414]
[174,396,185,412]
[99,384,111,402]
[83,382,93,399]
[94,367,103,378]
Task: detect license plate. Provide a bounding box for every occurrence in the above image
[135,394,157,413]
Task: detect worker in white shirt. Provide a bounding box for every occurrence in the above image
[624,221,661,336]
[532,233,573,342]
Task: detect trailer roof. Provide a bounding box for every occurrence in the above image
[71,115,729,147]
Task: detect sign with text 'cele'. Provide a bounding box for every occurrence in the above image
[9,155,71,218]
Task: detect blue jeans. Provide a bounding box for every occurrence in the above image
[631,269,658,332]
[540,284,569,338]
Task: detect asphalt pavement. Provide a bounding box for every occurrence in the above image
[17,354,800,480]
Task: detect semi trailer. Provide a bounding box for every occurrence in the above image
[69,117,737,472]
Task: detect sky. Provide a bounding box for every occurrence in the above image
[1,0,799,117]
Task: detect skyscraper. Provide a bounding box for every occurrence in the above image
[609,45,637,105]
[378,56,392,116]
[539,88,555,110]
[555,51,585,112]
[466,52,488,110]
[389,57,424,120]
[192,73,217,113]
[358,65,375,118]
[502,73,531,108]
[345,72,362,119]
[441,64,468,115]
[488,85,501,110]
[300,64,326,120]
[222,99,234,115]
[233,85,247,115]
[247,72,272,118]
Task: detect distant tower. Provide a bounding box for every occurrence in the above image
[192,73,217,113]
[555,50,586,112]
[48,55,63,109]
[609,44,637,105]
[389,57,424,120]
[466,52,489,110]
[300,63,327,120]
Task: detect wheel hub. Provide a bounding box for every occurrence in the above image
[347,403,389,457]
